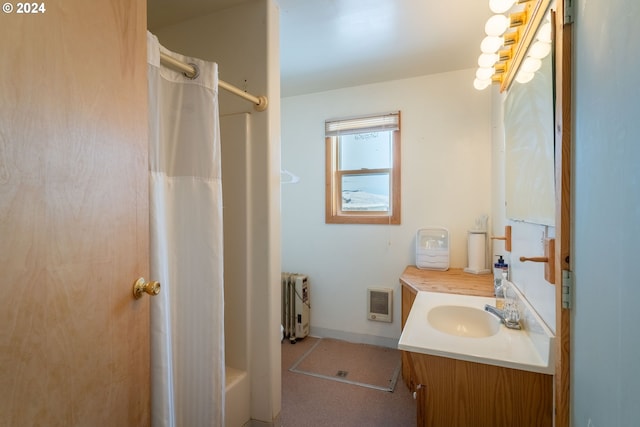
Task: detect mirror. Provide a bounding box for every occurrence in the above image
[503,7,555,226]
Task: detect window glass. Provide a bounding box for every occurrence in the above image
[339,131,392,170]
[341,172,390,212]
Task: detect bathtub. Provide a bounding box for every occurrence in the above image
[225,365,249,427]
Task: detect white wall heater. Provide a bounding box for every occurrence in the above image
[368,287,393,322]
[281,273,310,343]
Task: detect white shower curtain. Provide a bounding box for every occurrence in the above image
[146,32,225,427]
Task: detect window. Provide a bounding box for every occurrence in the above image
[325,111,401,224]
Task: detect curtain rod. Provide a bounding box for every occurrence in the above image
[159,52,268,112]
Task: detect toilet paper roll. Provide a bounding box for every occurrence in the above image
[468,233,486,271]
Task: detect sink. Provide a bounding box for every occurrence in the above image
[427,305,500,338]
[399,291,555,374]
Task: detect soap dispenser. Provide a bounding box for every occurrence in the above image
[493,255,508,299]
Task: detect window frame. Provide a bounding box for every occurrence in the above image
[325,112,401,224]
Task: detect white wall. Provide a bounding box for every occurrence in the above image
[282,69,492,347]
[572,0,640,426]
[152,0,282,424]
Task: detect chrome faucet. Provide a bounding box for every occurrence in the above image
[484,304,521,330]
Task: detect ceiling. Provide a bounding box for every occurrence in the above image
[147,0,493,97]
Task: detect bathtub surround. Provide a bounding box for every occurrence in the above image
[147,33,225,426]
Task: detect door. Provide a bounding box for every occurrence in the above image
[0,1,150,425]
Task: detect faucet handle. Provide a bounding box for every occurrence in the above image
[506,304,520,323]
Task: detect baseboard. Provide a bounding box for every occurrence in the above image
[308,326,399,349]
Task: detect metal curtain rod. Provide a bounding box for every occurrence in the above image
[159,52,268,112]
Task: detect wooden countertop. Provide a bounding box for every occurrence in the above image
[400,266,494,297]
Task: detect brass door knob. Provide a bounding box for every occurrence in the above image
[133,277,161,299]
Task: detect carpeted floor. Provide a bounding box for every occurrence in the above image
[289,337,401,391]
[281,336,416,426]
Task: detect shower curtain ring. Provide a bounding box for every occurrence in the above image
[184,63,200,80]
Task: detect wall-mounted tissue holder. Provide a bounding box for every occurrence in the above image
[520,238,555,285]
[491,225,512,252]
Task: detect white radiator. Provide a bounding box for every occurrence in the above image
[281,273,310,343]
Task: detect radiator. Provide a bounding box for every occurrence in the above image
[281,273,310,343]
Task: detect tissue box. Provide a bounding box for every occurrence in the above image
[416,228,449,270]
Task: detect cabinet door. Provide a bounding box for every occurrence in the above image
[411,353,553,427]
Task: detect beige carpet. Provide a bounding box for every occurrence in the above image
[281,336,416,426]
[289,337,401,392]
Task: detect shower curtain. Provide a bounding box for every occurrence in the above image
[146,32,225,426]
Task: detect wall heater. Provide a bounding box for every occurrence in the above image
[368,287,393,322]
[281,273,310,343]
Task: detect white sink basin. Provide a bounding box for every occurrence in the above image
[398,290,555,374]
[427,305,500,338]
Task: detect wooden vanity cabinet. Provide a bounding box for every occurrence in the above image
[399,266,553,427]
[409,352,553,427]
[400,266,493,394]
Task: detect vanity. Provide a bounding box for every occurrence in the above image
[398,266,554,427]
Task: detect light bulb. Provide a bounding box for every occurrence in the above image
[537,22,552,43]
[489,0,517,14]
[521,57,542,73]
[478,53,499,68]
[474,78,492,90]
[515,71,535,84]
[528,41,551,59]
[476,67,495,80]
[481,36,504,53]
[485,15,510,36]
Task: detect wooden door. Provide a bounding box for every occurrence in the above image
[0,0,150,425]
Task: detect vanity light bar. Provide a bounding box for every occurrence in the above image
[500,0,552,91]
[473,0,551,91]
